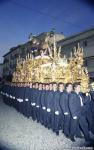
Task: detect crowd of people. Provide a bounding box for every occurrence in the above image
[1,82,94,142]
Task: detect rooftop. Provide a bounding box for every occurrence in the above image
[58,27,94,45]
[3,32,64,57]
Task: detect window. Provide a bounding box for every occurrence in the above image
[83,41,87,47]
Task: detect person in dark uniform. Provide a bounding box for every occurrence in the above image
[58,83,65,131]
[31,82,38,121]
[36,83,42,123]
[4,82,8,105]
[1,82,5,99]
[6,83,10,106]
[11,82,17,108]
[29,83,35,119]
[3,83,9,105]
[2,83,6,103]
[16,83,25,114]
[69,82,92,142]
[83,91,93,134]
[9,82,14,107]
[14,82,20,111]
[23,82,31,118]
[21,82,26,114]
[52,83,62,135]
[29,82,33,118]
[60,83,73,138]
[4,82,10,106]
[90,89,94,134]
[41,83,50,127]
[40,83,46,125]
[5,83,11,106]
[46,83,54,129]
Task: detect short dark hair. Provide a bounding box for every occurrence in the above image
[38,82,42,85]
[65,83,72,89]
[32,83,35,86]
[49,82,53,85]
[45,83,49,86]
[52,82,57,85]
[73,82,80,90]
[58,82,64,86]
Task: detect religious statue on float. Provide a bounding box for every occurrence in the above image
[12,33,89,93]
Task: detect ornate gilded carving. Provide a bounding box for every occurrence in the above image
[12,37,89,92]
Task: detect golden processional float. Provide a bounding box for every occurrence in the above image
[12,34,89,93]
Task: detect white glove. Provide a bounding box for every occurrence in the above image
[36,105,39,108]
[17,98,20,102]
[32,103,36,106]
[20,99,23,102]
[55,111,59,115]
[5,93,7,96]
[17,98,23,102]
[10,95,12,99]
[86,93,89,96]
[42,107,46,110]
[25,98,28,101]
[73,116,77,119]
[47,108,51,112]
[64,112,68,115]
[6,93,8,97]
[12,96,15,99]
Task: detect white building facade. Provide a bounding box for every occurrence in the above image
[57,28,94,80]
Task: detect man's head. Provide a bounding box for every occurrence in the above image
[20,82,23,87]
[35,82,39,89]
[45,83,49,90]
[28,82,31,87]
[58,82,65,92]
[32,83,35,88]
[30,82,32,88]
[52,82,57,91]
[26,82,29,87]
[49,83,53,91]
[42,83,46,90]
[73,82,81,94]
[38,83,42,90]
[65,83,73,93]
[23,83,25,87]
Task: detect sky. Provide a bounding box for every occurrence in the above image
[0,0,94,63]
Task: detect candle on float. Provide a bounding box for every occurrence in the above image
[28,53,29,59]
[26,55,27,60]
[70,52,72,58]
